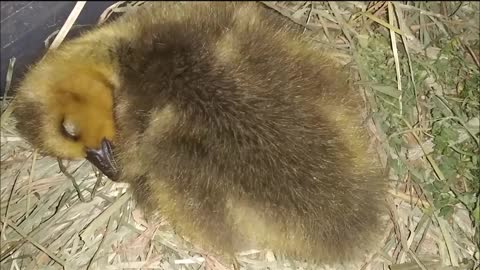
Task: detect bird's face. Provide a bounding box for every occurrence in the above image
[13,62,119,180]
[54,76,115,158]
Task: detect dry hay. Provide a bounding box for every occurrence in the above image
[1,1,479,270]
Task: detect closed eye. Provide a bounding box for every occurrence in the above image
[61,118,80,141]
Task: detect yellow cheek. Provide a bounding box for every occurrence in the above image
[64,142,87,159]
[76,110,115,149]
[104,118,116,141]
[42,135,87,160]
[80,124,103,149]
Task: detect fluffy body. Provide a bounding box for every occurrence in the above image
[13,2,388,266]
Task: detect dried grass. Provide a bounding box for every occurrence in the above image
[1,1,479,270]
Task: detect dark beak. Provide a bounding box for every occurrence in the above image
[86,138,119,181]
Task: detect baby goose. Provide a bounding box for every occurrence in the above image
[13,2,388,267]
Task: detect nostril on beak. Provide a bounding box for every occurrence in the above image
[85,138,119,181]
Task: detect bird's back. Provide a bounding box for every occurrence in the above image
[109,2,387,265]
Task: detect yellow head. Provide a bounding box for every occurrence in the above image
[13,59,116,161]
